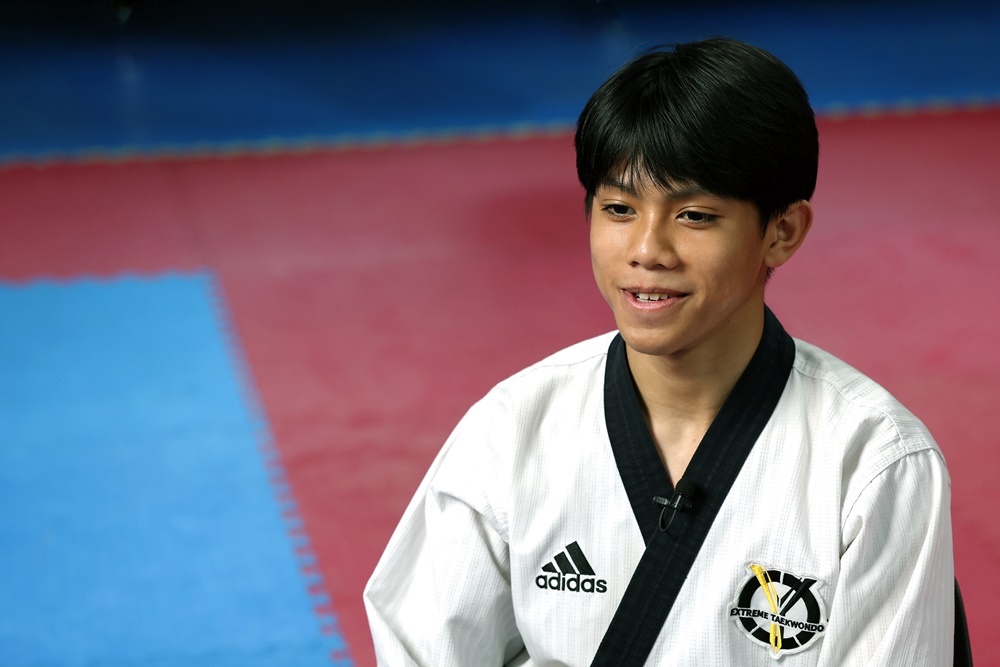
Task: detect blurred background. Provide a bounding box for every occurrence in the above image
[2,1,999,665]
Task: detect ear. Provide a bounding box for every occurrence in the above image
[764,200,813,269]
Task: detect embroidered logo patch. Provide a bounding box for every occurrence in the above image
[729,563,827,659]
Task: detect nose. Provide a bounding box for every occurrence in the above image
[628,213,679,270]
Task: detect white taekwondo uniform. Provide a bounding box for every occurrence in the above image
[364,309,954,666]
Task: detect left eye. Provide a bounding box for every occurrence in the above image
[680,211,717,223]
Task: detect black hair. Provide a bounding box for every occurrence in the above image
[575,38,818,229]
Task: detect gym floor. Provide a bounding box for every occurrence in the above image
[2,1,999,665]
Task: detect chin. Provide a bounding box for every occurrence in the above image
[619,329,686,358]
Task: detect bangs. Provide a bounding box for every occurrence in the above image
[574,39,818,226]
[596,146,700,200]
[575,51,741,209]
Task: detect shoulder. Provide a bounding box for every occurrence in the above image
[790,338,934,450]
[786,338,948,504]
[430,332,619,535]
[507,331,618,380]
[478,331,618,410]
[447,330,619,461]
[442,330,618,460]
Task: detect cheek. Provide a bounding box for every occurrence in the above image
[684,239,761,287]
[589,233,618,304]
[590,249,612,302]
[589,227,614,274]
[713,243,770,294]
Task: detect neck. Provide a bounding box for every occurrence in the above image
[626,306,766,472]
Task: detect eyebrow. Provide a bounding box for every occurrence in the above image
[598,176,639,196]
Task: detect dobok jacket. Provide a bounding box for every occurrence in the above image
[364,310,954,666]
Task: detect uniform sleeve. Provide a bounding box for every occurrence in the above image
[818,449,954,666]
[363,395,524,666]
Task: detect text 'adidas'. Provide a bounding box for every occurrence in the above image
[535,541,608,594]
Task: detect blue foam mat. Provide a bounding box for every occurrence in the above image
[0,273,350,666]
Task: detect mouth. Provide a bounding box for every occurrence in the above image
[625,289,688,302]
[620,288,690,313]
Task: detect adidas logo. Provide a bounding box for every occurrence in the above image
[535,541,608,593]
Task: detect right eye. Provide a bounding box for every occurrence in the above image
[601,203,634,219]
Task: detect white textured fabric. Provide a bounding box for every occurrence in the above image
[364,332,954,666]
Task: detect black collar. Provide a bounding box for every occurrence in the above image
[603,306,796,543]
[593,307,797,666]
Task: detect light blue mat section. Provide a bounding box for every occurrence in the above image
[0,273,350,666]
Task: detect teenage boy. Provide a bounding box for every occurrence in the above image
[364,38,954,666]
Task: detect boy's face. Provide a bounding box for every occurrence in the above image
[589,176,772,361]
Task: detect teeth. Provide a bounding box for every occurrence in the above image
[636,293,664,302]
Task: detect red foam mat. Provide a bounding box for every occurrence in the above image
[3,110,998,665]
[174,139,616,665]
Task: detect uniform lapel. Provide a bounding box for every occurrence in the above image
[595,306,796,666]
